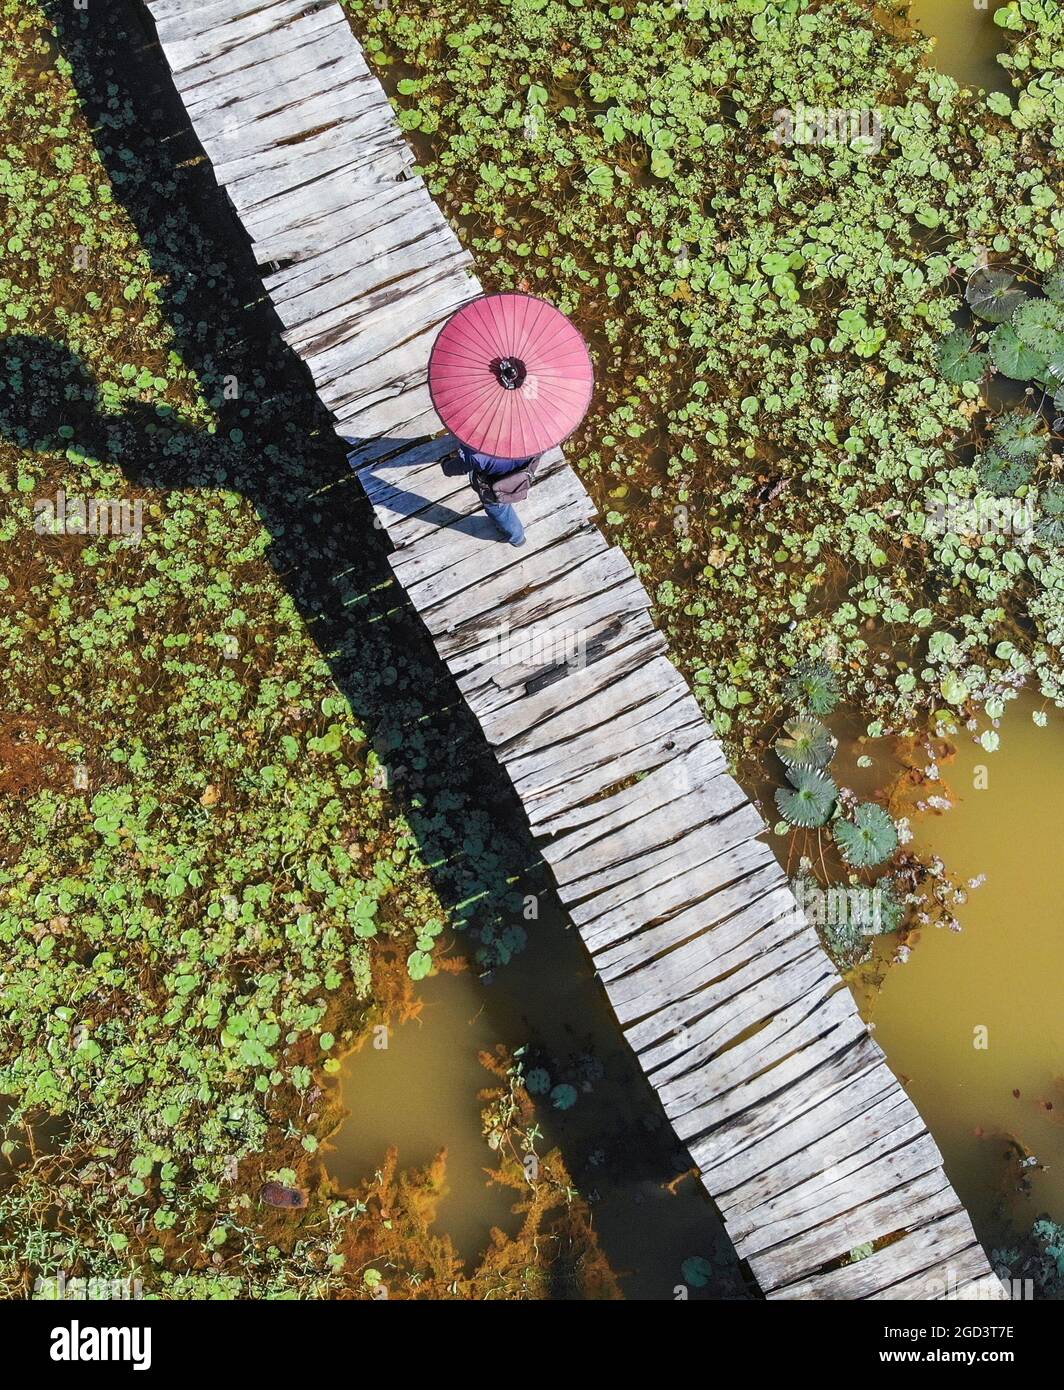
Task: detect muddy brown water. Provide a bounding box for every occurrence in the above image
[329,902,750,1299]
[907,0,1013,94]
[853,693,1064,1245]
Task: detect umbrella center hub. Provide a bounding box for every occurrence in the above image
[493,356,528,390]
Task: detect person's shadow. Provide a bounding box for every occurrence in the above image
[1,0,750,1294]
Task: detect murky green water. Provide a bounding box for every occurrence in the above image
[856,693,1064,1245]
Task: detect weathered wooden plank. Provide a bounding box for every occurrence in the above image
[421,530,611,640]
[778,1212,985,1300]
[335,387,442,445]
[347,433,448,472]
[457,609,664,724]
[405,498,598,608]
[313,275,474,406]
[242,161,410,249]
[506,683,698,804]
[720,1087,917,1220]
[197,85,376,167]
[155,0,338,74]
[174,8,345,96]
[352,433,456,476]
[733,1121,939,1255]
[703,1050,901,1197]
[556,778,756,906]
[492,654,688,765]
[593,861,786,979]
[151,0,300,30]
[546,772,744,890]
[645,947,840,1091]
[397,473,594,588]
[614,922,823,1045]
[750,1169,959,1293]
[439,560,648,674]
[537,726,725,843]
[218,120,410,208]
[526,716,712,834]
[689,1033,888,1179]
[263,185,442,296]
[573,818,772,936]
[682,971,847,1096]
[268,204,458,304]
[667,985,868,1140]
[359,451,471,518]
[183,37,366,129]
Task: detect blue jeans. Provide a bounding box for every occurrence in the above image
[484,500,525,545]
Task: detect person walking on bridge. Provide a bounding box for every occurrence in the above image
[428,291,594,547]
[451,444,538,547]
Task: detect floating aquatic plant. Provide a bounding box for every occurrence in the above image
[978,450,1033,497]
[774,716,837,771]
[1035,486,1064,546]
[833,803,899,868]
[936,329,988,385]
[989,322,1046,380]
[783,661,841,717]
[1012,298,1064,359]
[965,268,1027,325]
[774,767,838,829]
[992,409,1048,461]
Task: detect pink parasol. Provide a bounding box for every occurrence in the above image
[428,292,594,459]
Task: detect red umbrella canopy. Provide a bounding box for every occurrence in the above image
[428,292,594,460]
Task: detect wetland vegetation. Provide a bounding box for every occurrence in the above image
[1,0,1063,1300]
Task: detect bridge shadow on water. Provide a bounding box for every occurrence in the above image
[1,0,754,1297]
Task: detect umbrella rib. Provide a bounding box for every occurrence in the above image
[461,382,513,457]
[485,293,509,360]
[520,295,552,363]
[448,308,505,365]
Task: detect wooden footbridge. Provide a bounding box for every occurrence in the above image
[140,0,1004,1300]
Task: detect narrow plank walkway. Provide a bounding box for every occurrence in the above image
[142,0,1005,1301]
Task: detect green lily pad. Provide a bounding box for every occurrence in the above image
[774,716,837,770]
[1012,298,1064,357]
[940,671,971,706]
[990,323,1047,380]
[774,767,838,829]
[965,268,1027,324]
[936,329,988,384]
[833,804,899,868]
